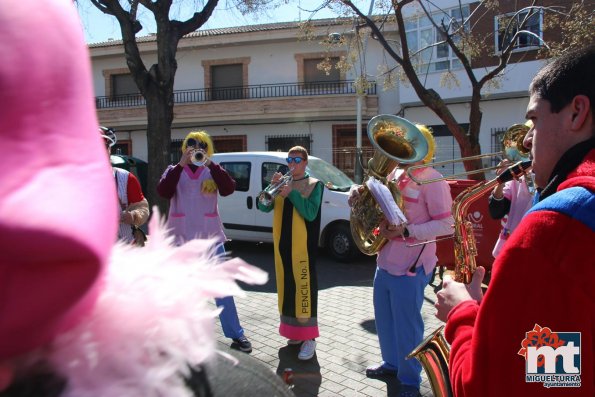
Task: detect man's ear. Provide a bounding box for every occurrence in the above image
[569,95,591,131]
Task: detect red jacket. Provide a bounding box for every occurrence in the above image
[445,149,595,396]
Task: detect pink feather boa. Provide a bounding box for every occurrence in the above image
[32,209,268,397]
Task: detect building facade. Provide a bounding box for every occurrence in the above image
[89,0,576,179]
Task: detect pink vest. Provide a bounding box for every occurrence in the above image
[166,165,226,245]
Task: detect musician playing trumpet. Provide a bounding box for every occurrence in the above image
[157,130,253,354]
[257,146,323,361]
[349,125,454,397]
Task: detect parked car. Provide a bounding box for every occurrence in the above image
[212,152,358,261]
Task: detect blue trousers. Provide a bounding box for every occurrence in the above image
[214,244,244,339]
[373,266,431,388]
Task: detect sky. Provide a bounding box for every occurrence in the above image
[77,1,356,44]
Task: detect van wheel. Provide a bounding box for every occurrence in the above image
[327,223,356,262]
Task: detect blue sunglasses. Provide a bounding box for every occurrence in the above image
[286,156,304,164]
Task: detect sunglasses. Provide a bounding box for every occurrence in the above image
[186,138,207,150]
[286,156,305,164]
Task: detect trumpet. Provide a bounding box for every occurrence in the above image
[191,149,208,166]
[258,171,293,206]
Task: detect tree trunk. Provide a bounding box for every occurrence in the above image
[145,87,173,215]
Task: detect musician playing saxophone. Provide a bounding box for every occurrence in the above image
[349,126,453,397]
[257,146,323,361]
[435,46,594,397]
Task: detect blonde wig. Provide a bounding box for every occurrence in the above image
[181,131,214,157]
[416,124,436,164]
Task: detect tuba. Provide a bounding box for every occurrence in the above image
[407,160,533,397]
[350,115,428,255]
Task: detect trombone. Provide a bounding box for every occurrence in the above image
[406,123,532,185]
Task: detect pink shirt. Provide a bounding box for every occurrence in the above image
[491,177,533,257]
[377,167,454,276]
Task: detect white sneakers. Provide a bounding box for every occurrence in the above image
[298,339,317,360]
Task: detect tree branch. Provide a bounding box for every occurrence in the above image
[173,0,219,39]
[92,0,149,91]
[341,1,405,64]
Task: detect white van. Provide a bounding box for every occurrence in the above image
[211,152,358,261]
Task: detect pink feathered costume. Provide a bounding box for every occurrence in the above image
[0,1,268,396]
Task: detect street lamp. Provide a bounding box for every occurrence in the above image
[353,0,376,185]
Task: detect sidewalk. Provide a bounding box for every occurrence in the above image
[213,249,445,397]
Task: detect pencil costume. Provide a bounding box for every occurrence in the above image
[272,179,323,339]
[257,146,322,360]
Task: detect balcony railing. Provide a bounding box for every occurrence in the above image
[95,80,377,109]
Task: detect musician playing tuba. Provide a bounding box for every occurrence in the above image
[256,146,323,361]
[349,120,454,395]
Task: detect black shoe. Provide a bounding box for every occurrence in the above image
[365,365,398,379]
[232,336,252,353]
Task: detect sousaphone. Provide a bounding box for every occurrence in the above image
[350,115,429,255]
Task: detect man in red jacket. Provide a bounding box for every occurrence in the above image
[435,45,594,396]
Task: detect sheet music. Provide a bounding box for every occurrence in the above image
[365,177,408,226]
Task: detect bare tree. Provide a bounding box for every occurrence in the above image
[317,0,592,180]
[86,0,277,211]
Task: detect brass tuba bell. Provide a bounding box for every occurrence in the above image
[350,115,429,255]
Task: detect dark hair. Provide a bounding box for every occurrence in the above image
[529,45,595,114]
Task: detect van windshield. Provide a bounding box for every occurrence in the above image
[307,158,354,192]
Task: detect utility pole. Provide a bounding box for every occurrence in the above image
[354,0,375,184]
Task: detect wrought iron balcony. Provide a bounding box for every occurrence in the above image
[95,80,376,109]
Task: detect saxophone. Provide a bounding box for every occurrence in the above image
[407,160,532,397]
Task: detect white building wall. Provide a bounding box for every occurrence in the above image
[400,60,543,105]
[91,5,544,170]
[166,121,337,164]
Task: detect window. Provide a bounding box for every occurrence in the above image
[426,124,469,177]
[220,162,251,192]
[170,139,184,164]
[111,73,139,97]
[495,10,542,53]
[295,52,346,92]
[112,140,131,156]
[211,64,244,100]
[405,5,470,73]
[304,57,341,84]
[212,135,246,153]
[261,162,289,191]
[265,134,311,153]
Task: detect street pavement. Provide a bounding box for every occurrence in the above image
[212,242,446,397]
